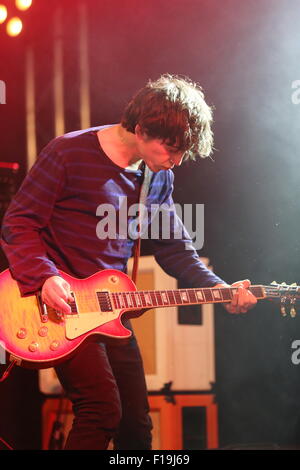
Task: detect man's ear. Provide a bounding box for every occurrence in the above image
[135,124,150,143]
[135,124,143,137]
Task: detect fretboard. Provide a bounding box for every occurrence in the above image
[109,285,266,311]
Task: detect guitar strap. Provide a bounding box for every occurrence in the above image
[131,162,153,284]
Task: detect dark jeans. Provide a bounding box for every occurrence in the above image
[54,331,152,450]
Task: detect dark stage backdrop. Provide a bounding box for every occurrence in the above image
[0,0,300,449]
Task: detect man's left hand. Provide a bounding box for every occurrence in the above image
[215,279,257,314]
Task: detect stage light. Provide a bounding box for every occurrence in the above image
[15,0,32,11]
[0,5,7,24]
[6,17,23,37]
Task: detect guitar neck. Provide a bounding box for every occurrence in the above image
[110,285,267,311]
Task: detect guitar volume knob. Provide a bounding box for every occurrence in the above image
[38,326,48,337]
[28,342,39,352]
[17,328,27,339]
[50,340,60,351]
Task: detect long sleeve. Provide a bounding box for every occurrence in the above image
[0,139,66,296]
[149,171,225,288]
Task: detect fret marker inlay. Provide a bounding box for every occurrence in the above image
[212,290,221,299]
[196,291,203,301]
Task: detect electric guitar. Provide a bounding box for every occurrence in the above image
[0,268,299,369]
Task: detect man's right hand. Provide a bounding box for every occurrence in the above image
[41,276,73,315]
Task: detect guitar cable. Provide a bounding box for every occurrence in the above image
[0,436,13,450]
[0,360,17,383]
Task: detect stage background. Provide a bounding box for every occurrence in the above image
[0,0,300,449]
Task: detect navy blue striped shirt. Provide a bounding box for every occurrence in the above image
[1,126,224,296]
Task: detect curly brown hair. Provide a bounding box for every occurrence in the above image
[121,74,214,160]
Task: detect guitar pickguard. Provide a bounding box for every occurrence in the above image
[65,309,120,339]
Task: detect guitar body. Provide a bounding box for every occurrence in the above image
[0,269,138,369]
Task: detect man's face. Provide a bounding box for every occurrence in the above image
[135,128,185,173]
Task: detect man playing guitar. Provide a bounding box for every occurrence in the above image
[1,74,257,449]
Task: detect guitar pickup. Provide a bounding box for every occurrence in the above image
[65,292,78,316]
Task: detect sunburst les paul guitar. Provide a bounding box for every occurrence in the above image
[0,268,299,369]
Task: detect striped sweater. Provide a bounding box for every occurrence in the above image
[1,125,224,296]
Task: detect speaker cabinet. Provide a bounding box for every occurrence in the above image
[42,394,218,450]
